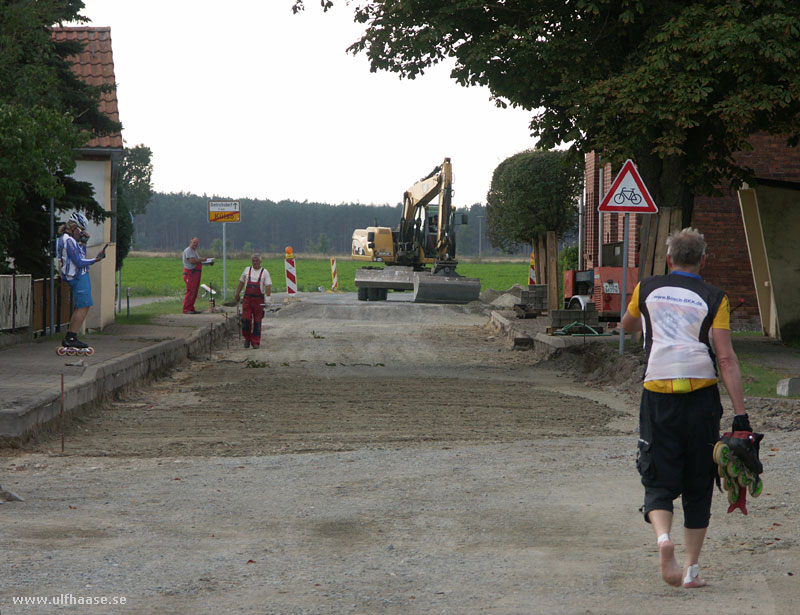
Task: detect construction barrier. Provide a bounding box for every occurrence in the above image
[330,257,338,290]
[528,250,536,285]
[285,246,297,295]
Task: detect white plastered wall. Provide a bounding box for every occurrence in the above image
[70,159,117,331]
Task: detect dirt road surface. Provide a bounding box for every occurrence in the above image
[2,299,799,614]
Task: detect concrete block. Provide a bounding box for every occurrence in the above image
[777,377,800,397]
[522,285,547,300]
[550,309,600,328]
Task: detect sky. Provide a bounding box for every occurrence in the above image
[77,1,538,208]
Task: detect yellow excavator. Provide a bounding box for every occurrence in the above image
[351,157,481,303]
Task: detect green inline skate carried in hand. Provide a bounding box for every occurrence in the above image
[714,425,764,515]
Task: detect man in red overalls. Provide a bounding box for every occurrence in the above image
[182,237,212,313]
[234,254,272,349]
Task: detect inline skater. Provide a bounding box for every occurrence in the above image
[56,212,105,355]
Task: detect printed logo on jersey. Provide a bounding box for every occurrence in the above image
[644,286,716,381]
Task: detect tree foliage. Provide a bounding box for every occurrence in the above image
[0,104,83,255]
[292,0,800,223]
[0,0,121,275]
[119,145,154,216]
[486,149,581,252]
[311,233,332,255]
[116,145,154,270]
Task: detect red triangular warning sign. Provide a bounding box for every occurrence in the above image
[598,159,658,214]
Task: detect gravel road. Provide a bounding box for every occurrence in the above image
[1,300,798,614]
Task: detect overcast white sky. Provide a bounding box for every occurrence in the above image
[77,1,537,207]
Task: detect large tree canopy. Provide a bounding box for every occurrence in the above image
[486,149,581,252]
[293,0,800,223]
[116,144,154,270]
[0,0,121,275]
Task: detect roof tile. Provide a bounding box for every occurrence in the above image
[51,26,123,150]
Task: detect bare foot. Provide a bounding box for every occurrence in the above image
[659,540,682,587]
[682,564,707,589]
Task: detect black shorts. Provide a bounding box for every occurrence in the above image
[637,385,722,529]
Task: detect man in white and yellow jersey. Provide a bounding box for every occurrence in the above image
[622,227,750,590]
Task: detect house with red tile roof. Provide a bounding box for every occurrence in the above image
[51,26,123,330]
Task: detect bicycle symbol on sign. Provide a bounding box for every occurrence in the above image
[613,187,642,205]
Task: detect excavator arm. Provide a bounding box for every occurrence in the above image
[398,158,457,264]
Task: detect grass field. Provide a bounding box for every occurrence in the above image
[114,298,184,324]
[119,255,537,297]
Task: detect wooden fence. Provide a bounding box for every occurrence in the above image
[0,275,72,335]
[31,278,73,335]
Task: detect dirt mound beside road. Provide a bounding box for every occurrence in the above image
[545,339,645,394]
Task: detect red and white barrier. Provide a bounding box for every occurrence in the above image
[330,257,338,290]
[285,246,297,295]
[528,251,536,285]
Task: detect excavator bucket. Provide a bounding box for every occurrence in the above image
[412,272,481,304]
[355,267,416,290]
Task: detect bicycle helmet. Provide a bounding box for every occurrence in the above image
[69,211,89,230]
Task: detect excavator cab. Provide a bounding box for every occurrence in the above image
[423,208,439,258]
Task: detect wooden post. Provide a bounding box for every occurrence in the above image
[537,234,547,285]
[639,208,682,279]
[652,207,673,276]
[669,208,683,235]
[547,231,559,313]
[638,213,658,280]
[532,237,541,287]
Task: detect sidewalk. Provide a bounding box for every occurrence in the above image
[0,308,237,441]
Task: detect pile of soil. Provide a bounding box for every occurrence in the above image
[478,289,502,303]
[545,341,645,395]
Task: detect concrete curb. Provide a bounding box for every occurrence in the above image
[0,317,237,441]
[489,310,538,350]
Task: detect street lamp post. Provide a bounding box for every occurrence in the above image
[476,216,485,257]
[49,197,55,337]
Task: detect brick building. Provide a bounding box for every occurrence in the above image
[582,136,800,331]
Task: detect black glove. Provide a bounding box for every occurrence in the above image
[732,413,752,432]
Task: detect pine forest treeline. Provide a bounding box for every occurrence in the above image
[133,192,516,256]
